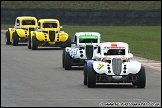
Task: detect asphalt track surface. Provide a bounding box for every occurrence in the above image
[1,32,161,107]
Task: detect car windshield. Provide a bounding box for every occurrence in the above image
[43,23,57,28]
[22,20,35,25]
[79,39,98,43]
[104,49,125,55]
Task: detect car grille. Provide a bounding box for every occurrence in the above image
[86,45,93,60]
[49,31,55,42]
[112,58,122,75]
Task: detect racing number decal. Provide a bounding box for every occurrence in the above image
[97,63,104,70]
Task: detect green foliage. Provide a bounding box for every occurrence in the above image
[1,1,161,10]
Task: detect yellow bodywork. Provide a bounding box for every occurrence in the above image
[31,19,69,45]
[8,16,37,42]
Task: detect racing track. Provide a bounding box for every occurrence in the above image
[1,32,161,107]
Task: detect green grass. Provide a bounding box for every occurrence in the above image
[1,24,161,61]
[1,1,161,10]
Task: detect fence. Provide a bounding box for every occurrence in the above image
[1,8,161,26]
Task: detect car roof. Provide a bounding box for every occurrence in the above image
[99,42,129,47]
[75,32,100,36]
[17,16,37,20]
[38,19,59,22]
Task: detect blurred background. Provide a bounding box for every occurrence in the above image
[1,1,161,26]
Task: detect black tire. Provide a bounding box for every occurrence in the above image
[136,66,146,88]
[83,64,88,85]
[28,34,31,49]
[64,36,71,47]
[31,36,38,50]
[5,30,11,45]
[87,65,96,88]
[12,32,19,46]
[62,49,65,68]
[64,52,72,70]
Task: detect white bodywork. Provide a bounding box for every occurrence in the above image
[65,32,101,59]
[92,60,141,75]
[91,42,142,80]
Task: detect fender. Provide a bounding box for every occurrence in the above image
[93,61,109,74]
[15,29,27,37]
[66,47,79,58]
[8,28,15,42]
[92,60,141,75]
[56,32,68,42]
[35,31,46,41]
[124,60,141,74]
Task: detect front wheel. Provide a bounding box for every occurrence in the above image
[31,36,38,50]
[28,34,31,49]
[87,65,96,88]
[83,64,88,85]
[12,32,19,46]
[136,66,146,88]
[5,30,11,45]
[64,52,72,70]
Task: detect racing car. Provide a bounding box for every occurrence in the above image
[84,42,146,88]
[28,19,71,50]
[5,16,37,46]
[62,32,101,70]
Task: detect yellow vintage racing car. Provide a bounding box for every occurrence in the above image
[28,19,71,50]
[5,16,37,46]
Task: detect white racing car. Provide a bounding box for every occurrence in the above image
[62,32,101,70]
[84,42,146,88]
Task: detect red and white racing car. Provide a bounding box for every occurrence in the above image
[84,42,146,88]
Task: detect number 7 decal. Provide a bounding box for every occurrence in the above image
[97,63,104,70]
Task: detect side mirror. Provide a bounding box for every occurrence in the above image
[15,23,19,26]
[95,53,101,59]
[60,26,63,28]
[127,53,133,58]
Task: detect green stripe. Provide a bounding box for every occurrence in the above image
[79,35,98,39]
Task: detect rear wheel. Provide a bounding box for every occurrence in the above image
[136,66,146,88]
[5,30,11,45]
[83,64,88,85]
[64,52,72,70]
[31,36,38,50]
[87,65,96,88]
[12,32,19,46]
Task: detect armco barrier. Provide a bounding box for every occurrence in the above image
[1,8,161,26]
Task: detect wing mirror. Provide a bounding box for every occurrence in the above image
[60,26,63,28]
